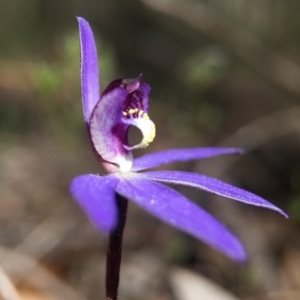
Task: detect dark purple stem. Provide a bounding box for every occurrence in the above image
[105,194,128,300]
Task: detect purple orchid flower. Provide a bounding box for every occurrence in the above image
[70,17,287,263]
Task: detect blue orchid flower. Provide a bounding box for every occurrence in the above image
[70,17,287,263]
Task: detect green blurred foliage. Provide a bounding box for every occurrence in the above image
[178,46,230,92]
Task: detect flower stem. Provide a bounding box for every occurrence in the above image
[105,194,128,300]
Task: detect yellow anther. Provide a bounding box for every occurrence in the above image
[138,110,144,117]
[122,111,128,116]
[128,109,135,114]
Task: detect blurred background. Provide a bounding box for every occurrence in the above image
[0,1,300,299]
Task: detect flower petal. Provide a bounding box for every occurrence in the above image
[115,177,246,261]
[70,174,119,232]
[77,17,100,123]
[132,147,243,171]
[142,170,287,217]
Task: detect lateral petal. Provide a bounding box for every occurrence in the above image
[142,170,287,217]
[70,174,119,232]
[77,17,100,123]
[132,147,243,171]
[116,177,246,261]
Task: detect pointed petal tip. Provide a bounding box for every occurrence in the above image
[277,208,289,219]
[233,246,247,263]
[252,205,288,219]
[76,17,87,29]
[219,231,248,263]
[224,147,244,155]
[257,200,288,218]
[220,234,247,263]
[233,148,244,155]
[76,16,88,24]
